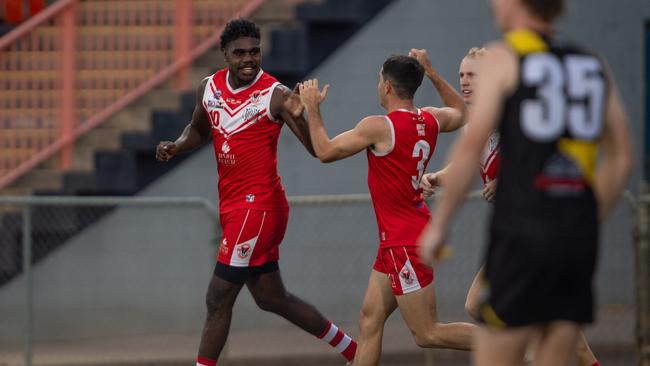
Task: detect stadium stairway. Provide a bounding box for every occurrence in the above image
[0,0,393,286]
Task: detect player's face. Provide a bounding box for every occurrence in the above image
[459,57,479,105]
[223,37,262,84]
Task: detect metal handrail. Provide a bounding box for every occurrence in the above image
[0,0,267,190]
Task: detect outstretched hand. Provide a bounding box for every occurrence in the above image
[420,171,443,197]
[299,79,330,109]
[408,48,436,75]
[418,222,450,267]
[281,83,305,119]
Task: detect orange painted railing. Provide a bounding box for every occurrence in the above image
[0,0,266,189]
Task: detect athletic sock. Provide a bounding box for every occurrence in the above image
[317,321,357,362]
[196,356,216,366]
[591,362,600,366]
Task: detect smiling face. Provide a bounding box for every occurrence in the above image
[223,36,262,86]
[458,56,480,105]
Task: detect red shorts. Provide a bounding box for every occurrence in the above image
[217,209,289,267]
[373,246,434,295]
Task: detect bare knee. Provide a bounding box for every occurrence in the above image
[413,326,443,348]
[254,292,289,313]
[358,304,386,336]
[205,277,240,318]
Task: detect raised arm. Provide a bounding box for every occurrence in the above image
[418,43,517,264]
[299,79,390,163]
[156,78,212,162]
[593,68,633,220]
[270,84,316,157]
[409,49,466,132]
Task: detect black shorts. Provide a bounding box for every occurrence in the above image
[214,261,279,284]
[478,229,597,328]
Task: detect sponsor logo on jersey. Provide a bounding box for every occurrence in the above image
[400,267,414,285]
[417,124,426,137]
[226,97,243,105]
[246,194,255,203]
[236,243,251,259]
[243,106,262,122]
[220,238,229,255]
[221,141,231,154]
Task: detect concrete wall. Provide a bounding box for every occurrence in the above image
[0,0,647,347]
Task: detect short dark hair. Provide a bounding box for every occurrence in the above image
[220,18,261,50]
[381,55,425,100]
[521,0,565,22]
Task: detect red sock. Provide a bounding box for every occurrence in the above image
[196,356,216,366]
[591,362,600,366]
[318,321,357,362]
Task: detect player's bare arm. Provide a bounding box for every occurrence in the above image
[270,84,316,157]
[299,79,390,163]
[156,78,212,162]
[418,43,517,265]
[420,167,449,197]
[409,49,466,132]
[593,67,633,220]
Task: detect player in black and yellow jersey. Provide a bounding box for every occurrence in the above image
[419,0,633,365]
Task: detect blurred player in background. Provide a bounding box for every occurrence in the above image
[155,19,357,366]
[299,51,477,366]
[421,46,601,366]
[419,0,633,365]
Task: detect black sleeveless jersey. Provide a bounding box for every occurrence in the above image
[491,30,607,239]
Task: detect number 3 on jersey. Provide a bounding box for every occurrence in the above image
[412,140,430,189]
[521,54,605,142]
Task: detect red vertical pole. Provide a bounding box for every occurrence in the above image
[174,0,191,91]
[59,1,76,170]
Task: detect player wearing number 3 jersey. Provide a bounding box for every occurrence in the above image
[299,53,478,366]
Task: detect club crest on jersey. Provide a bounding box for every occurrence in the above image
[400,268,414,285]
[417,124,426,137]
[249,90,262,105]
[236,243,251,259]
[214,89,222,100]
[221,141,231,154]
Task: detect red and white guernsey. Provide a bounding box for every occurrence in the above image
[202,68,289,213]
[367,109,439,248]
[480,131,501,183]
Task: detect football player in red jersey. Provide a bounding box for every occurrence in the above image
[420,46,601,366]
[299,50,477,366]
[418,0,632,364]
[156,19,357,366]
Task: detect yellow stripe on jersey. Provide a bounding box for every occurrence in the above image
[505,29,548,55]
[557,138,600,185]
[478,280,507,328]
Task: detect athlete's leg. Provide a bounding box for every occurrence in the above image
[397,283,476,350]
[246,268,357,361]
[534,321,581,366]
[575,331,598,366]
[464,266,485,321]
[197,275,245,361]
[246,269,330,334]
[474,325,537,366]
[353,270,398,366]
